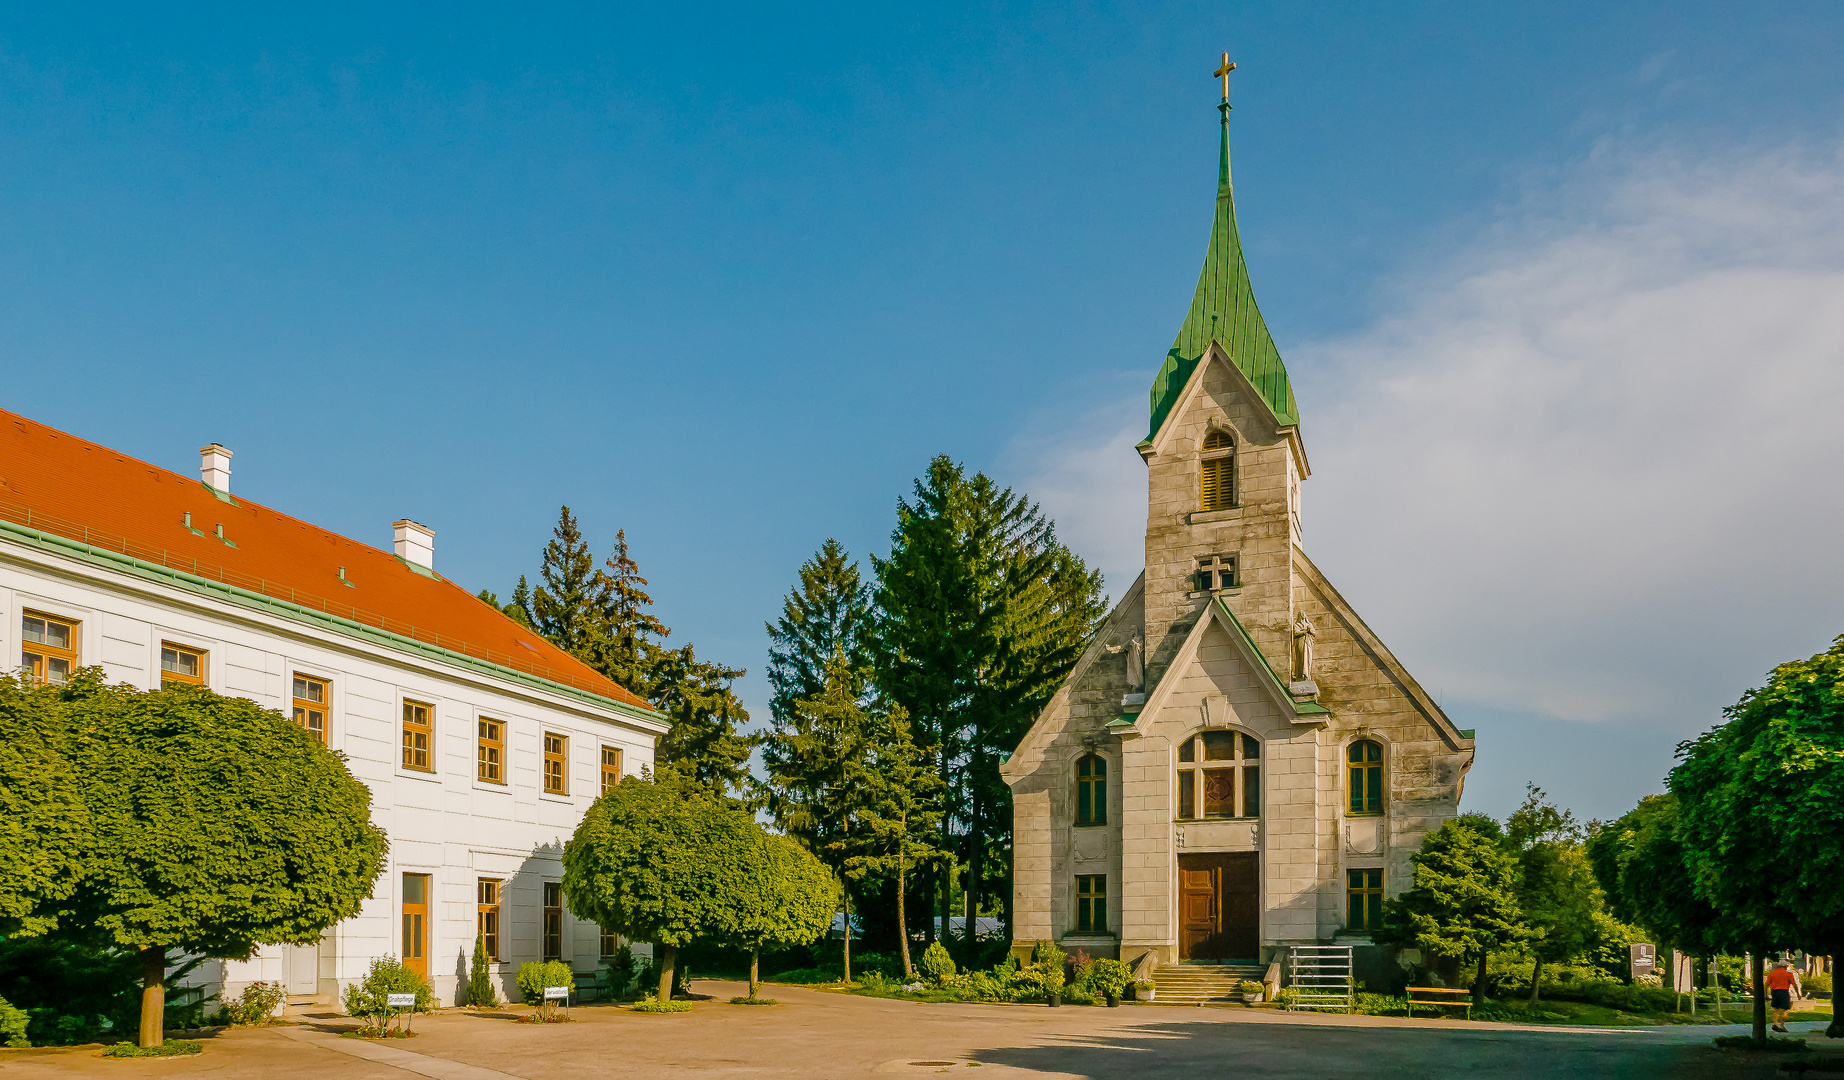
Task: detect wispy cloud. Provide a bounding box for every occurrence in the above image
[1011,142,1844,815]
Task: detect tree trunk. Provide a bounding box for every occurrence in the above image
[1530,955,1543,1004]
[939,862,951,945]
[138,945,165,1048]
[750,948,760,1000]
[897,836,913,977]
[1829,959,1843,1039]
[966,778,984,952]
[842,890,853,983]
[1752,952,1767,1046]
[1473,952,1488,1008]
[656,943,677,1003]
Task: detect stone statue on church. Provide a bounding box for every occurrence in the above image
[1105,628,1145,693]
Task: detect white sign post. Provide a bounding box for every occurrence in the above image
[385,992,418,1034]
[543,984,570,1020]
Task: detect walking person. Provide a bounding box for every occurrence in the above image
[1766,959,1802,1032]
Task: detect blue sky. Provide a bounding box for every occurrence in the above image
[6,3,1842,820]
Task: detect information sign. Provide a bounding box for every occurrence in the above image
[543,985,570,1001]
[386,993,417,1007]
[1630,943,1657,978]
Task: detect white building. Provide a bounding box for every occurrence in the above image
[0,408,665,1007]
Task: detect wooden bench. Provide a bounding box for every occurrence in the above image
[1405,986,1474,1020]
[571,970,610,1003]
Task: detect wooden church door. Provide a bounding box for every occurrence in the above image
[1178,853,1260,961]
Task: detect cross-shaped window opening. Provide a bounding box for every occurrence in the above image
[1196,553,1237,592]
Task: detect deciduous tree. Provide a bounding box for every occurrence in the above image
[47,673,387,1046]
[1670,634,1844,1042]
[725,833,838,999]
[561,773,759,1003]
[1503,786,1598,1001]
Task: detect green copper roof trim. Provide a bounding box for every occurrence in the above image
[0,518,666,727]
[1210,596,1328,718]
[1147,103,1300,441]
[1458,728,1475,740]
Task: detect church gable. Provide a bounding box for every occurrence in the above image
[1001,573,1146,783]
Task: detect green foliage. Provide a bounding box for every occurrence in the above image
[1503,786,1601,986]
[727,833,838,955]
[102,1039,201,1057]
[228,981,285,1025]
[0,676,91,937]
[1671,635,1844,964]
[468,935,498,1008]
[1586,794,1727,955]
[1030,940,1065,967]
[766,538,874,728]
[0,995,28,1048]
[1084,959,1133,999]
[1809,971,1833,996]
[872,457,1107,936]
[1029,941,1066,995]
[530,506,609,658]
[730,995,778,1005]
[631,999,691,1013]
[603,944,638,1000]
[0,936,141,1046]
[340,956,431,1035]
[1238,980,1266,994]
[1379,816,1529,988]
[516,961,573,1006]
[919,942,956,984]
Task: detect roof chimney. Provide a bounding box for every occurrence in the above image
[393,519,435,571]
[199,444,233,492]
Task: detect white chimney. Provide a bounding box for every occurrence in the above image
[199,444,233,492]
[393,519,435,571]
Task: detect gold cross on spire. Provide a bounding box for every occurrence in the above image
[1214,53,1237,101]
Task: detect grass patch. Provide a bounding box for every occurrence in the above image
[340,1028,418,1039]
[1712,1034,1806,1051]
[101,1040,202,1058]
[631,1000,692,1014]
[729,997,778,1006]
[763,968,848,985]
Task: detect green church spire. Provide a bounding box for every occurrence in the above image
[1145,91,1300,442]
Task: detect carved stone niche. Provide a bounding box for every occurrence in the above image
[1345,816,1385,856]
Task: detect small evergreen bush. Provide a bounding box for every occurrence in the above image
[919,942,957,984]
[466,936,498,1008]
[516,961,574,1006]
[229,981,286,1025]
[340,957,432,1036]
[604,944,638,1000]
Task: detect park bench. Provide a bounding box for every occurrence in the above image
[1405,986,1474,1020]
[571,970,610,1003]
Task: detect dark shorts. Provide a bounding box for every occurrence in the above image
[1772,989,1792,1010]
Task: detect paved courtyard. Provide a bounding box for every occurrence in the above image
[0,980,1830,1079]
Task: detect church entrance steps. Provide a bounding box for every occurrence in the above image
[1151,963,1266,1004]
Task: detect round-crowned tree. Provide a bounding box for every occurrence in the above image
[725,832,838,999]
[57,672,388,1046]
[563,771,765,1002]
[0,674,92,937]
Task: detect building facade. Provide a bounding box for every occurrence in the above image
[1002,100,1475,980]
[0,410,665,1007]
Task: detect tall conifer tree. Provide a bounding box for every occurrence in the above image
[531,507,608,659]
[766,539,872,727]
[871,456,1105,944]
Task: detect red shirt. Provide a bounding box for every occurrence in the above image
[1766,968,1797,990]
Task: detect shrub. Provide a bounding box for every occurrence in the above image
[1030,940,1065,969]
[631,999,691,1013]
[1086,959,1133,999]
[1238,980,1265,995]
[101,1039,202,1058]
[1633,973,1662,988]
[604,944,638,1000]
[340,957,432,1036]
[1808,971,1833,996]
[226,981,285,1025]
[467,936,498,1008]
[0,995,27,1048]
[729,996,777,1005]
[516,961,574,1006]
[919,943,956,984]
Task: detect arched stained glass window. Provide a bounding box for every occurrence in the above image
[1348,740,1384,815]
[1076,754,1107,826]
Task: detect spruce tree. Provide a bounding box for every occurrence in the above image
[766,539,872,727]
[841,706,944,977]
[592,529,670,693]
[1379,814,1530,1005]
[651,642,756,802]
[531,507,608,659]
[871,456,1105,945]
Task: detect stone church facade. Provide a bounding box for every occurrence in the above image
[1002,100,1475,982]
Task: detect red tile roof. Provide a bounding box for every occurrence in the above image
[0,408,652,713]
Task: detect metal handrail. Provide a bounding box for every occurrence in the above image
[0,496,626,703]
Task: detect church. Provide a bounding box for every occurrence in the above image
[1002,72,1475,994]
